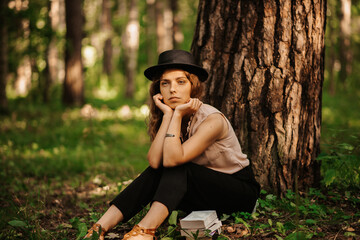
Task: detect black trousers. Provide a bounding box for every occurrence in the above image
[110,163,260,222]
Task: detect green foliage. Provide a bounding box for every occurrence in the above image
[0,97,150,239]
[226,189,359,239]
[70,217,88,240]
[318,128,360,189]
[1,98,360,239]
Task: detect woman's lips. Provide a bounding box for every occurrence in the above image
[169,97,180,101]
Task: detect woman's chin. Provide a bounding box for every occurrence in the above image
[167,103,179,110]
[167,101,186,110]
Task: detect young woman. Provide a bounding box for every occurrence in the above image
[84,50,260,240]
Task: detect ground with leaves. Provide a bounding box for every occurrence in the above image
[3,174,359,240]
[1,93,360,239]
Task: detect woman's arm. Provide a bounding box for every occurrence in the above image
[147,113,172,168]
[163,101,227,167]
[147,94,174,168]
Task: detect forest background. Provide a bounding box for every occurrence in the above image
[0,0,359,239]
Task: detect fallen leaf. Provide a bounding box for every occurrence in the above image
[346,227,355,232]
[59,223,72,229]
[106,232,120,239]
[240,229,249,237]
[226,226,235,233]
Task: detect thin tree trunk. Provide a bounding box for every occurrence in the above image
[123,0,139,98]
[327,11,336,96]
[339,0,352,86]
[15,55,32,96]
[170,0,183,49]
[102,0,113,76]
[0,0,8,113]
[146,0,157,66]
[14,17,31,96]
[63,0,84,106]
[192,0,325,195]
[155,0,173,54]
[44,0,61,103]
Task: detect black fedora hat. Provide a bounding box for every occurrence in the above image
[144,50,208,82]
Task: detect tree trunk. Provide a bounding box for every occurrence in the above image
[192,0,325,195]
[123,0,139,98]
[14,17,31,97]
[15,55,32,96]
[63,0,84,106]
[170,0,183,49]
[326,7,336,96]
[155,0,173,54]
[146,0,157,66]
[0,0,8,113]
[44,0,61,103]
[339,0,351,86]
[102,0,113,76]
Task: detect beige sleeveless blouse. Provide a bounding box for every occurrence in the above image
[188,104,249,174]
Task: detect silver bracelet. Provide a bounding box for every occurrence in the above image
[165,133,176,137]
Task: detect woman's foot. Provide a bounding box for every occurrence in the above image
[122,224,156,240]
[83,223,106,240]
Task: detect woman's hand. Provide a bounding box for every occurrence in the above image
[153,94,173,115]
[174,98,202,118]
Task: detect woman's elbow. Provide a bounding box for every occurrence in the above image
[147,156,161,169]
[163,157,180,168]
[149,162,160,169]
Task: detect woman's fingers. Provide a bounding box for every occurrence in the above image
[176,98,202,116]
[153,94,173,114]
[153,93,163,102]
[189,98,202,110]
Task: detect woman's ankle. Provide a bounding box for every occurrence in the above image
[96,205,124,232]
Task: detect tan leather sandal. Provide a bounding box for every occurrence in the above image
[83,223,106,239]
[122,224,156,239]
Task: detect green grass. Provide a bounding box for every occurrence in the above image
[319,90,360,189]
[0,97,151,239]
[1,88,359,239]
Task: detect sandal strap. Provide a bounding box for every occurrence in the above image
[84,223,106,238]
[123,224,156,239]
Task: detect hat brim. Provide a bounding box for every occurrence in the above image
[144,63,208,82]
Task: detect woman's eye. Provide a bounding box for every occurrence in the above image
[161,82,168,86]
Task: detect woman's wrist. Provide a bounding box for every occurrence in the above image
[163,112,173,119]
[172,109,183,119]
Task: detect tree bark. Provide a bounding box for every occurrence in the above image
[123,0,139,98]
[155,0,173,54]
[192,0,326,195]
[146,0,157,66]
[326,6,337,96]
[0,0,8,113]
[339,0,351,86]
[102,0,113,76]
[45,0,61,103]
[170,0,183,49]
[63,0,84,106]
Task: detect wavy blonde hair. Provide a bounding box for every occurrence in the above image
[147,70,204,141]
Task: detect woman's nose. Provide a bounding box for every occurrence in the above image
[170,83,176,93]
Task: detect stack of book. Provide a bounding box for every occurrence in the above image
[179,210,222,239]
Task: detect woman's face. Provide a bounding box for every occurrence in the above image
[159,69,192,109]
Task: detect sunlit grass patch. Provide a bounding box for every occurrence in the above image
[0,99,152,239]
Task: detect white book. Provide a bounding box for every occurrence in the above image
[180,210,218,229]
[180,219,222,238]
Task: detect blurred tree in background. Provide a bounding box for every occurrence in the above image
[0,0,358,108]
[63,0,84,106]
[326,0,360,94]
[0,0,9,113]
[0,0,199,107]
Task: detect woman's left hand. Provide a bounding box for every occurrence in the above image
[174,98,202,117]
